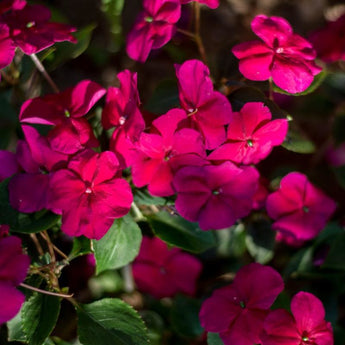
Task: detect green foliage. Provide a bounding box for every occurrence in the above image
[21,293,61,345]
[93,215,142,275]
[148,211,216,253]
[281,123,316,153]
[69,236,92,260]
[77,298,150,345]
[207,332,224,345]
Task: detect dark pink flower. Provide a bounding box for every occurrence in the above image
[0,24,15,77]
[0,235,30,324]
[180,0,219,9]
[261,291,333,345]
[0,150,19,182]
[126,0,181,62]
[47,150,133,240]
[0,224,9,238]
[175,59,232,149]
[20,80,105,154]
[132,236,202,299]
[173,162,259,230]
[199,263,284,345]
[232,15,322,93]
[3,3,76,54]
[266,172,337,243]
[208,102,288,165]
[309,13,345,63]
[326,142,345,167]
[0,0,26,14]
[131,108,206,197]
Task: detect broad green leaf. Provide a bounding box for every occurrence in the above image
[281,125,315,154]
[134,189,167,206]
[0,179,60,233]
[22,293,61,345]
[89,270,123,297]
[207,332,224,345]
[245,219,276,264]
[170,295,203,338]
[140,311,164,345]
[7,312,26,342]
[93,215,142,275]
[77,298,149,345]
[145,80,180,114]
[148,211,216,253]
[216,223,246,258]
[272,70,328,96]
[69,236,92,260]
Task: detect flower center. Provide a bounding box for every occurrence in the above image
[145,16,153,23]
[239,300,246,308]
[119,116,127,125]
[212,188,222,195]
[85,187,92,194]
[26,21,35,28]
[64,109,71,118]
[275,47,284,54]
[84,181,93,194]
[303,206,309,213]
[247,139,254,147]
[187,108,198,116]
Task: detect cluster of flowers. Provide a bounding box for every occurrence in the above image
[0,0,75,75]
[200,263,334,345]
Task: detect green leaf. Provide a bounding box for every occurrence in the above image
[77,298,150,345]
[281,124,315,154]
[21,293,61,345]
[93,215,142,275]
[170,295,203,338]
[216,223,246,258]
[144,80,180,114]
[47,24,97,70]
[69,236,92,260]
[148,211,216,253]
[332,165,345,190]
[140,311,164,345]
[7,312,26,342]
[245,219,276,264]
[134,189,167,206]
[0,179,60,233]
[272,70,328,96]
[207,332,224,345]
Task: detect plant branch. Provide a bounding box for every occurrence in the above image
[20,283,74,298]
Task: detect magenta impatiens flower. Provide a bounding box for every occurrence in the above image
[2,3,76,54]
[199,263,284,345]
[173,162,259,230]
[0,150,18,182]
[0,24,15,76]
[126,0,181,62]
[180,0,219,9]
[232,15,322,93]
[132,108,206,197]
[0,235,30,324]
[261,291,333,345]
[208,102,288,165]
[266,172,337,243]
[20,80,105,154]
[47,150,133,240]
[175,59,232,149]
[132,236,202,299]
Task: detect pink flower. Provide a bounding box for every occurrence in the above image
[3,3,76,54]
[126,0,181,62]
[0,235,30,324]
[0,0,26,14]
[132,236,202,299]
[47,150,133,240]
[131,108,206,196]
[173,162,259,230]
[175,59,232,149]
[0,24,15,77]
[180,0,219,9]
[232,15,322,93]
[266,172,337,243]
[20,80,105,154]
[0,150,18,182]
[309,13,345,63]
[199,263,284,345]
[208,102,288,165]
[261,291,333,345]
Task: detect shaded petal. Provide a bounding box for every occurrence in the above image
[0,284,25,324]
[238,53,273,81]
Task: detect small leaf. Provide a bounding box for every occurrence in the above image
[207,332,225,345]
[272,70,328,96]
[281,124,315,154]
[69,236,92,260]
[134,189,168,206]
[7,312,26,342]
[77,298,150,345]
[216,224,246,258]
[93,214,142,275]
[170,295,203,338]
[21,293,61,345]
[148,211,216,253]
[245,219,276,264]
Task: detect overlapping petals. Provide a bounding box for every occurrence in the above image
[266,172,337,243]
[209,102,288,164]
[199,263,284,345]
[173,162,259,230]
[47,150,133,240]
[126,0,181,62]
[232,15,322,93]
[132,236,202,298]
